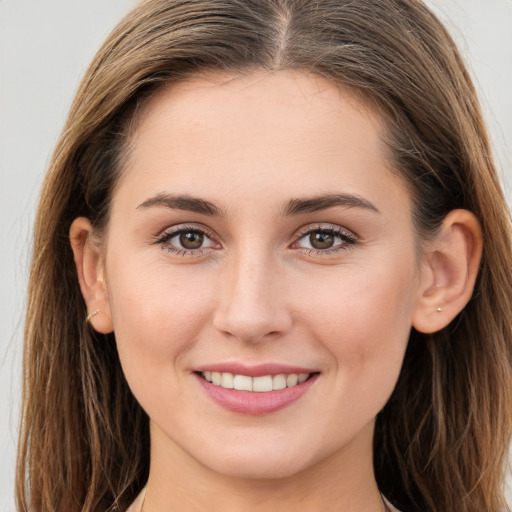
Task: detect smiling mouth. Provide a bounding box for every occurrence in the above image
[199,371,315,392]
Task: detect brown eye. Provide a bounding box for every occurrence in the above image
[158,226,219,255]
[294,226,357,254]
[179,231,204,249]
[309,232,334,249]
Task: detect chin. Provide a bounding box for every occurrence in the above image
[205,455,308,480]
[190,438,320,481]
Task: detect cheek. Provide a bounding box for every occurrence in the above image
[294,261,417,438]
[295,256,416,377]
[105,254,217,384]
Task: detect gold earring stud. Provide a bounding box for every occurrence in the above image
[86,309,100,322]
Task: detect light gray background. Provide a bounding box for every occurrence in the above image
[0,1,511,510]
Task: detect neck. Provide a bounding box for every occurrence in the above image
[143,421,387,512]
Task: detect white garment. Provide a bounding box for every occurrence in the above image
[125,488,146,512]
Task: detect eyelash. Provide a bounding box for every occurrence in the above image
[292,224,358,256]
[153,224,358,257]
[153,225,219,256]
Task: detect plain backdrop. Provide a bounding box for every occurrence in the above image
[0,1,511,510]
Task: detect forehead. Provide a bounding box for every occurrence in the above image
[117,70,408,217]
[132,70,384,158]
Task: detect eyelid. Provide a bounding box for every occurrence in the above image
[153,223,221,253]
[151,222,357,256]
[293,223,358,241]
[153,222,217,240]
[291,223,358,253]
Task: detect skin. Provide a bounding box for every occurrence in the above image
[71,70,482,512]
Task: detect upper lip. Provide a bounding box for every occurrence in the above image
[195,362,319,377]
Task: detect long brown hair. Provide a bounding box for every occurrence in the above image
[16,1,512,510]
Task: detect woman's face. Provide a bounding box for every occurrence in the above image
[102,70,426,479]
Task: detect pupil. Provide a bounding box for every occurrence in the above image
[310,232,334,249]
[180,231,203,249]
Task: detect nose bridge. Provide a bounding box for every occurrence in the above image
[213,240,291,342]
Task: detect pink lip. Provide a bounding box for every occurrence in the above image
[195,372,320,415]
[196,362,317,377]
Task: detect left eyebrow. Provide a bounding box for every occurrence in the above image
[281,193,380,216]
[136,193,224,216]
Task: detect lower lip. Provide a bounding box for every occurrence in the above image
[195,373,319,415]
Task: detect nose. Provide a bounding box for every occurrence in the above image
[212,249,293,343]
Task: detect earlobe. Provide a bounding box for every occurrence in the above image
[69,217,114,334]
[412,209,483,334]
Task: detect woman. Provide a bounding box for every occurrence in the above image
[16,0,512,511]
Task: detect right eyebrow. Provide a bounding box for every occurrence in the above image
[281,193,380,216]
[136,193,225,216]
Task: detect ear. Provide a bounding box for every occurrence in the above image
[69,217,114,333]
[412,209,483,334]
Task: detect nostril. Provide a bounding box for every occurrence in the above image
[212,275,293,342]
[213,309,292,343]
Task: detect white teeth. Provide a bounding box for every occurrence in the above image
[253,375,273,392]
[272,374,287,390]
[221,372,234,389]
[233,374,253,391]
[286,374,298,387]
[202,371,312,392]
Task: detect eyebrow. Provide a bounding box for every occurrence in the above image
[136,192,379,217]
[282,193,379,216]
[137,193,224,216]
